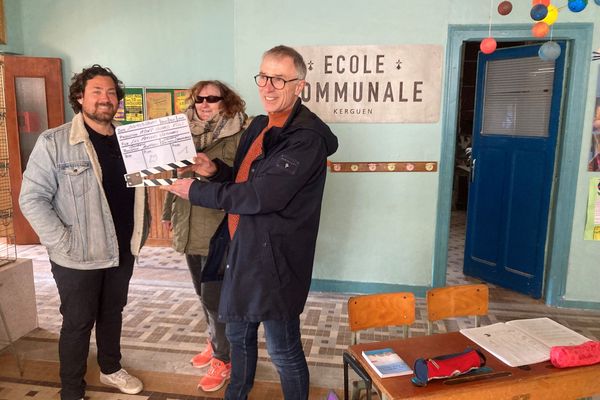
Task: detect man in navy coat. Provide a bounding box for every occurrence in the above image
[165,45,338,399]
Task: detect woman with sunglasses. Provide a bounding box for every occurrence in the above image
[162,80,248,392]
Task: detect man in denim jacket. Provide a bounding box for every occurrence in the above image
[19,65,150,400]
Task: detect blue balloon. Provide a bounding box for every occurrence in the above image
[530,4,548,20]
[539,41,562,61]
[568,0,588,12]
[595,0,600,5]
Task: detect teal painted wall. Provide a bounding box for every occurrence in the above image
[566,56,600,305]
[16,0,234,118]
[231,0,600,306]
[11,0,600,306]
[1,0,24,54]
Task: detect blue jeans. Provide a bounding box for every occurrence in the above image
[224,318,309,400]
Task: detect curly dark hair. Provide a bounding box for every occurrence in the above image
[187,80,246,118]
[68,64,124,113]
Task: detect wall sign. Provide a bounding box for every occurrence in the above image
[297,45,443,123]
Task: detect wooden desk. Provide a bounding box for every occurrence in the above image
[345,331,600,400]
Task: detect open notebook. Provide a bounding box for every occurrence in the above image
[460,317,590,367]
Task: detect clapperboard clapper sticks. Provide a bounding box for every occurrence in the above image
[115,114,199,187]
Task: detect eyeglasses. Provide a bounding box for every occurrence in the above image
[195,95,223,104]
[254,74,299,90]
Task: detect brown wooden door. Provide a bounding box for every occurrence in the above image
[145,172,173,247]
[3,55,64,244]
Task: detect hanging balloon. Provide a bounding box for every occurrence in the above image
[480,37,497,54]
[530,4,549,20]
[568,0,588,11]
[532,21,550,37]
[532,0,551,5]
[542,4,559,25]
[595,0,600,5]
[539,41,562,61]
[498,0,513,15]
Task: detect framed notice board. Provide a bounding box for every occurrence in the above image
[115,87,191,124]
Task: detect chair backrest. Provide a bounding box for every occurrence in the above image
[347,292,415,345]
[426,283,489,334]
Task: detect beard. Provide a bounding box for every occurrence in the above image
[82,102,116,123]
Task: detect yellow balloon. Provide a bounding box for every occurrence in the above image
[542,4,558,25]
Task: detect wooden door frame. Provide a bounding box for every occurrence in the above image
[433,24,593,308]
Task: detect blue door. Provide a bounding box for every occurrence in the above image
[463,43,566,298]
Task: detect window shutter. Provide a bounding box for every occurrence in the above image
[482,56,555,137]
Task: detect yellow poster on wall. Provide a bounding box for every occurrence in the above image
[584,177,600,240]
[174,89,191,114]
[124,91,144,122]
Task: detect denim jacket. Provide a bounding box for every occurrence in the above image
[19,113,150,270]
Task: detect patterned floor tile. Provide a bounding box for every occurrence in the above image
[2,210,600,399]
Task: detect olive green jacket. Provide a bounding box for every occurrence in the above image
[162,131,242,255]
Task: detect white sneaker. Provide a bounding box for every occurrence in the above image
[99,368,143,394]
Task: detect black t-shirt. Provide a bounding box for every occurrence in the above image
[85,122,135,255]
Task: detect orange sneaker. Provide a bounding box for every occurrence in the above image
[197,358,231,392]
[190,340,213,368]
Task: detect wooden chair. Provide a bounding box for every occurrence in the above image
[426,283,489,335]
[345,292,415,400]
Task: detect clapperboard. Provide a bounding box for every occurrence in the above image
[115,114,198,187]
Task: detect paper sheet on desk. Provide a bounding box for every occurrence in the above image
[506,317,590,347]
[461,323,549,367]
[460,318,590,367]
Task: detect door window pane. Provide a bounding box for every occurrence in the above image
[482,57,555,137]
[15,77,48,171]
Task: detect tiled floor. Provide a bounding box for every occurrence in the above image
[1,211,600,399]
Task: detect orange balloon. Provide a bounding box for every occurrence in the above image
[532,0,550,5]
[532,21,550,37]
[480,37,497,54]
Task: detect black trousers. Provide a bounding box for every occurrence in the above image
[51,253,134,400]
[186,254,230,363]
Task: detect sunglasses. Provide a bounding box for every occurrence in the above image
[195,95,223,104]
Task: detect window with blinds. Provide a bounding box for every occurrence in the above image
[481,56,555,138]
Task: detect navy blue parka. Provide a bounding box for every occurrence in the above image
[188,98,338,322]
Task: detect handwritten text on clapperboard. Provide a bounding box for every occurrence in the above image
[115,114,196,174]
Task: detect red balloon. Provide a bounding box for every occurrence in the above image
[532,21,550,37]
[480,37,497,54]
[532,0,551,5]
[498,1,513,15]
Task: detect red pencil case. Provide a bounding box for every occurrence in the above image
[411,347,486,386]
[550,341,600,368]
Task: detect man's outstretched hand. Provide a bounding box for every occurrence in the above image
[160,178,194,199]
[161,153,217,199]
[178,152,217,177]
